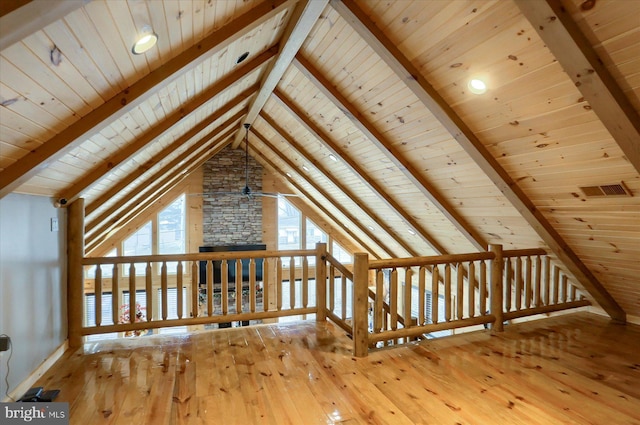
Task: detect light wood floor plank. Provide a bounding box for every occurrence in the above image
[31,312,640,424]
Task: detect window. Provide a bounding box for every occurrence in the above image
[332,241,352,264]
[85,249,117,279]
[306,219,327,265]
[159,195,186,273]
[278,197,300,250]
[157,287,188,334]
[84,293,117,341]
[123,221,152,275]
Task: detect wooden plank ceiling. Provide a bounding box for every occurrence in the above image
[0,0,638,319]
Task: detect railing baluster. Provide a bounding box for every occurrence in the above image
[404,268,413,334]
[341,274,347,320]
[263,258,270,312]
[177,261,183,319]
[444,264,451,322]
[289,257,296,309]
[302,256,309,309]
[457,263,464,320]
[390,268,398,331]
[161,261,168,320]
[468,262,475,318]
[543,256,551,306]
[236,258,243,314]
[515,257,522,312]
[534,256,541,307]
[524,256,532,308]
[276,257,283,311]
[147,262,153,321]
[112,264,119,326]
[190,261,198,318]
[221,259,228,315]
[329,264,335,313]
[552,265,560,305]
[418,266,426,326]
[95,266,102,327]
[129,263,136,324]
[431,265,439,324]
[375,269,383,333]
[504,258,512,313]
[561,274,568,303]
[570,283,577,302]
[479,261,486,316]
[250,258,256,313]
[207,260,213,317]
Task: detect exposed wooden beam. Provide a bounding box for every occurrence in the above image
[272,89,449,256]
[231,0,329,148]
[0,0,292,199]
[293,56,487,252]
[260,111,415,257]
[84,88,257,217]
[515,0,640,175]
[333,0,625,322]
[58,47,275,204]
[0,0,89,51]
[249,139,383,259]
[86,117,242,246]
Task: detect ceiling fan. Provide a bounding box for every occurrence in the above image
[191,123,296,200]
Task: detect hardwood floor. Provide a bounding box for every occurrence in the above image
[35,312,640,424]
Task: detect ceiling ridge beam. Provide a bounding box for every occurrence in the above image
[333,0,625,322]
[86,129,236,253]
[259,111,417,257]
[0,0,292,198]
[515,0,640,175]
[85,89,255,217]
[271,88,449,255]
[293,55,487,252]
[58,48,276,204]
[86,116,242,244]
[0,0,89,51]
[231,0,329,148]
[248,138,382,259]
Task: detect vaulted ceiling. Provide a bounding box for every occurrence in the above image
[1,0,638,320]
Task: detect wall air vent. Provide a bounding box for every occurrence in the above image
[579,181,632,198]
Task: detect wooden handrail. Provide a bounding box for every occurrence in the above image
[83,249,315,265]
[369,251,494,269]
[323,252,354,280]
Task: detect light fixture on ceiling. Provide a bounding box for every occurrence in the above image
[468,78,487,94]
[407,228,416,235]
[132,26,158,55]
[302,165,309,172]
[367,225,374,231]
[328,154,338,162]
[286,172,292,178]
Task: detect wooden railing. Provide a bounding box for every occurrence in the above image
[79,245,327,337]
[351,244,590,356]
[72,239,590,357]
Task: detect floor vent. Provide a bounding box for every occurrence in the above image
[579,182,632,197]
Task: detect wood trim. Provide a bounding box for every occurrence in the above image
[58,48,276,204]
[67,198,84,348]
[231,0,329,148]
[333,0,625,323]
[369,315,496,344]
[515,0,640,175]
[0,0,292,198]
[503,300,591,320]
[249,143,383,259]
[0,0,87,51]
[260,111,415,257]
[293,55,486,251]
[252,128,395,257]
[271,89,449,255]
[84,89,257,216]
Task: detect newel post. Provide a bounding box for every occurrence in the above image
[353,252,370,357]
[315,243,327,322]
[67,198,85,348]
[489,244,504,332]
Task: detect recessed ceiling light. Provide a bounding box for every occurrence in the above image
[407,228,416,235]
[468,79,487,94]
[132,28,158,55]
[328,154,338,162]
[286,172,292,178]
[302,165,309,172]
[236,51,250,64]
[367,225,374,231]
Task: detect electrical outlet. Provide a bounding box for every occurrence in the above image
[0,335,9,352]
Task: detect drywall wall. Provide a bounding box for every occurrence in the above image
[0,193,67,399]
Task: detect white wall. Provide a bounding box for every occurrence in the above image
[0,193,67,399]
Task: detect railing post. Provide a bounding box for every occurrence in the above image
[67,198,85,348]
[315,243,327,322]
[353,252,369,357]
[489,244,504,332]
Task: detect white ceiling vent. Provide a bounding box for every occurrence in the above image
[579,182,632,198]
